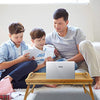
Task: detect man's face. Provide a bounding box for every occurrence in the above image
[9,32,23,47]
[54,17,68,36]
[32,35,45,50]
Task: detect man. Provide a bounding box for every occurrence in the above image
[46,8,87,71]
[46,8,100,89]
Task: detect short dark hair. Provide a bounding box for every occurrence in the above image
[53,8,69,21]
[30,28,46,40]
[9,23,25,35]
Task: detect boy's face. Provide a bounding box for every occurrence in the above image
[32,35,45,50]
[9,32,23,47]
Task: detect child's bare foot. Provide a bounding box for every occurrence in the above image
[94,77,100,89]
[45,84,57,88]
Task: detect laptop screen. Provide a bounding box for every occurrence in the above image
[46,61,75,79]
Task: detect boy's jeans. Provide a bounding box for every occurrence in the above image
[1,60,37,88]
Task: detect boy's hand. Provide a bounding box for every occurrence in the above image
[45,57,54,61]
[31,56,35,60]
[43,57,54,65]
[17,53,30,62]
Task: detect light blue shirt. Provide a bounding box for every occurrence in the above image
[0,39,28,77]
[46,26,86,59]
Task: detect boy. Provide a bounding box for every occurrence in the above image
[29,28,56,87]
[0,23,37,89]
[30,28,55,72]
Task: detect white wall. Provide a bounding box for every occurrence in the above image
[90,0,100,42]
[0,1,100,44]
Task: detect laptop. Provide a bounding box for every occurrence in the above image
[46,61,75,79]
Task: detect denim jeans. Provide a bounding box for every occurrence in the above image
[36,67,46,72]
[36,58,78,73]
[1,60,37,88]
[56,58,78,70]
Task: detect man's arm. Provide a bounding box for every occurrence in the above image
[0,53,30,70]
[67,45,84,63]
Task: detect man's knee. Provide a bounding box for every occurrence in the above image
[79,40,93,53]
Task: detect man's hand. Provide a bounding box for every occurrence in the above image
[54,49,60,57]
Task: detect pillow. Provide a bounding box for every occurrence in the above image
[92,42,100,52]
[0,78,14,95]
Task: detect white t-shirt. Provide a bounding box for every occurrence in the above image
[15,46,21,57]
[25,45,55,65]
